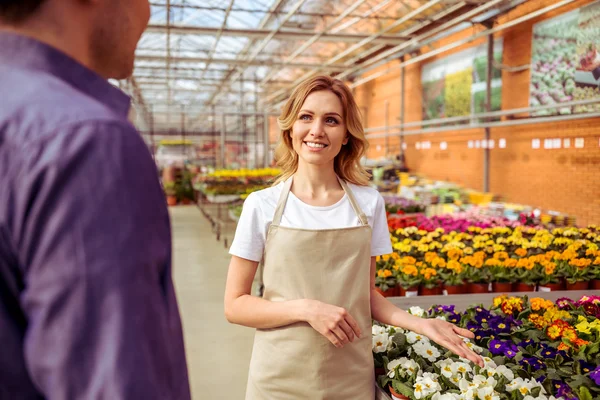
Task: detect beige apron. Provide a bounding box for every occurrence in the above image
[246,176,375,400]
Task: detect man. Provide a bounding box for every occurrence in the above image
[0,1,191,399]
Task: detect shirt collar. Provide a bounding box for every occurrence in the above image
[0,32,131,117]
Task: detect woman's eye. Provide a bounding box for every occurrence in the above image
[326,117,339,124]
[299,114,311,121]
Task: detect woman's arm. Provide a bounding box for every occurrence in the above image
[369,257,484,367]
[224,255,362,347]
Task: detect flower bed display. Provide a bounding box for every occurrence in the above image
[383,195,427,215]
[373,295,600,400]
[376,226,600,295]
[193,168,279,201]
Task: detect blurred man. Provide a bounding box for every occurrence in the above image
[0,1,191,398]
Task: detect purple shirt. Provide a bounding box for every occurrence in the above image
[0,33,191,399]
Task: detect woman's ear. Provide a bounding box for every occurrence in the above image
[343,135,349,145]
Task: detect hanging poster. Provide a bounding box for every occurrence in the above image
[529,0,600,115]
[421,40,503,121]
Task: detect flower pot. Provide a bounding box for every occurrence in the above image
[469,283,490,294]
[443,284,466,295]
[398,286,406,297]
[566,281,589,291]
[181,198,192,205]
[404,287,419,298]
[389,385,411,400]
[166,195,178,206]
[514,283,536,292]
[538,281,566,292]
[419,286,443,296]
[492,282,513,293]
[591,279,600,290]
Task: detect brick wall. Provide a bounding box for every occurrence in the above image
[355,0,600,226]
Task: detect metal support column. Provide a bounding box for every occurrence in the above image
[220,114,226,169]
[181,107,186,158]
[384,100,389,158]
[399,63,406,166]
[254,78,259,168]
[484,34,494,193]
[212,106,217,168]
[263,112,270,167]
[241,75,246,167]
[150,104,155,160]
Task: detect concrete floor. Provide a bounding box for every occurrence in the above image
[169,206,254,399]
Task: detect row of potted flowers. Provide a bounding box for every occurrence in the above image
[373,295,600,400]
[375,226,600,296]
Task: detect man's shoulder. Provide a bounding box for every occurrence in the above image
[0,66,129,146]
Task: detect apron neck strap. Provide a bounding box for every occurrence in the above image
[272,175,369,226]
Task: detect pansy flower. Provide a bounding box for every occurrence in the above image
[556,297,575,310]
[590,366,600,386]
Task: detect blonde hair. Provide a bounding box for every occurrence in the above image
[273,75,370,186]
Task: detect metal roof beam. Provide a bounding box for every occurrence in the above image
[135,55,345,70]
[144,24,410,44]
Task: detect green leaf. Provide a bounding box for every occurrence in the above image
[587,342,599,355]
[579,386,593,400]
[392,332,407,348]
[492,356,506,366]
[531,386,542,397]
[392,381,414,398]
[516,368,529,379]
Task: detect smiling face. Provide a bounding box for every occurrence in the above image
[290,90,348,169]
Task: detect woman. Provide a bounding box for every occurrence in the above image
[224,76,483,399]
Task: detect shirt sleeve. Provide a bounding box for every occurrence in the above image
[14,120,191,400]
[229,192,265,262]
[370,192,393,257]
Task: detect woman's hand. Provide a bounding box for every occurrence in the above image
[420,318,484,367]
[303,299,362,348]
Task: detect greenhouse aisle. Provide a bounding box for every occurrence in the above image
[169,206,254,399]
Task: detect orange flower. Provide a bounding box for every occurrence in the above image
[505,258,518,268]
[547,324,563,340]
[530,298,554,311]
[529,314,546,329]
[573,338,590,347]
[562,327,578,342]
[494,251,509,260]
[515,248,528,257]
[558,343,570,352]
[447,248,463,260]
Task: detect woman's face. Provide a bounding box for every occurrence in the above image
[290,90,348,168]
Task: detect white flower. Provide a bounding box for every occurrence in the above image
[372,325,387,335]
[413,340,441,362]
[436,315,447,321]
[459,378,478,393]
[421,372,440,382]
[477,386,500,400]
[506,378,545,397]
[452,362,473,376]
[407,331,428,344]
[440,363,454,378]
[481,357,497,369]
[494,365,514,381]
[409,306,425,317]
[372,333,389,353]
[386,359,403,378]
[402,358,420,376]
[414,376,441,399]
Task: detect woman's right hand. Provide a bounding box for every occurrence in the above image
[302,299,362,348]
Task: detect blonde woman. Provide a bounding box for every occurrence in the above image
[225,76,483,399]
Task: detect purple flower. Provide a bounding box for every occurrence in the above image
[521,356,544,371]
[555,381,577,400]
[590,366,600,386]
[447,312,461,324]
[580,360,595,374]
[539,343,558,359]
[489,339,516,356]
[505,348,517,359]
[488,316,513,334]
[519,339,535,348]
[556,297,575,310]
[474,329,493,342]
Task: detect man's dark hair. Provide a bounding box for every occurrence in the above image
[0,0,47,24]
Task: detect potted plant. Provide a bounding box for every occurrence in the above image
[163,181,177,206]
[537,259,565,292]
[396,260,421,297]
[487,257,515,293]
[440,259,467,295]
[558,252,593,290]
[513,257,538,292]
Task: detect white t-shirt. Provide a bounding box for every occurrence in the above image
[229,179,393,262]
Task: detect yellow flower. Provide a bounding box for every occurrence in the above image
[484,258,502,267]
[377,269,393,278]
[576,316,592,335]
[530,298,554,311]
[401,265,418,277]
[493,295,507,308]
[547,325,562,340]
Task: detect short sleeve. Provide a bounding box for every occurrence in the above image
[229,192,266,262]
[370,193,393,256]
